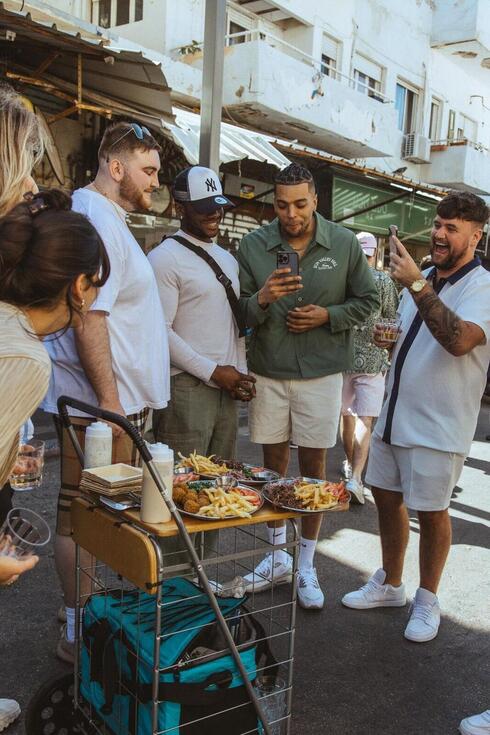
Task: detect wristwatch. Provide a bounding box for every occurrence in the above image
[410,278,428,293]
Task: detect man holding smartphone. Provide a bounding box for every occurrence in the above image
[238,162,379,608]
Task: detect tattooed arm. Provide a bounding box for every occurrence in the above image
[412,284,485,356]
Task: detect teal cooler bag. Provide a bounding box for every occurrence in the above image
[80,577,275,735]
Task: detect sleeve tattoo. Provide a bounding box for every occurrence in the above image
[414,287,463,353]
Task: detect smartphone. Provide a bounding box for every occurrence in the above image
[388,224,399,255]
[276,250,299,276]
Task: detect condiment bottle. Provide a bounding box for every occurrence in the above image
[141,443,173,523]
[84,421,113,469]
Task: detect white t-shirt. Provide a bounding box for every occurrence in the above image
[42,188,170,416]
[148,229,247,386]
[374,260,490,455]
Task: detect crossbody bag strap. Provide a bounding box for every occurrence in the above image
[171,235,248,337]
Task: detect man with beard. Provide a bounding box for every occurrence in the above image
[342,191,490,643]
[42,122,170,663]
[237,163,379,608]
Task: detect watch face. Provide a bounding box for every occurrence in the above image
[412,279,425,292]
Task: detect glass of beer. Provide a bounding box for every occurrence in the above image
[9,440,45,491]
[375,318,401,343]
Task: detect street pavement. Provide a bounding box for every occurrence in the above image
[2,405,489,735]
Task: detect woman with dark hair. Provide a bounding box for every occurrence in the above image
[0,189,109,729]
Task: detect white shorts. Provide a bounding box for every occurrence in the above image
[342,372,386,418]
[365,432,465,511]
[249,372,342,449]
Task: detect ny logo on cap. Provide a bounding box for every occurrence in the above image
[205,177,217,193]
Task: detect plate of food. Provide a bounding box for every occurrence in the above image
[176,453,280,485]
[172,480,263,520]
[262,477,350,514]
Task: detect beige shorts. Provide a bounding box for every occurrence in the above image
[365,432,465,511]
[249,372,342,449]
[342,372,386,418]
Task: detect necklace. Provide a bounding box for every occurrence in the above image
[90,181,128,225]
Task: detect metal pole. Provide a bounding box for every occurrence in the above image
[199,0,227,172]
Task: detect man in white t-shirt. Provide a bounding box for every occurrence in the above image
[42,122,170,663]
[149,165,255,461]
[342,192,490,644]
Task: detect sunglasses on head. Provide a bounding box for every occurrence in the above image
[106,123,151,161]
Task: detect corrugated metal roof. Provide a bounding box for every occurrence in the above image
[0,0,175,125]
[165,108,291,168]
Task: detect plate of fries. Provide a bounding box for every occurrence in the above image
[262,477,350,514]
[173,480,263,520]
[176,452,230,476]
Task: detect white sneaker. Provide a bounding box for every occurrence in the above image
[342,568,406,609]
[341,460,352,480]
[345,478,365,505]
[460,710,490,735]
[297,567,324,609]
[244,553,292,592]
[404,588,440,642]
[0,700,20,732]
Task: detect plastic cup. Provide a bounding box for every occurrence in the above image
[0,507,51,559]
[375,318,401,343]
[9,439,45,491]
[254,676,286,734]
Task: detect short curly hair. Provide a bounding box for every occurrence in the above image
[274,163,316,192]
[437,191,489,226]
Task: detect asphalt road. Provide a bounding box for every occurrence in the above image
[2,406,489,735]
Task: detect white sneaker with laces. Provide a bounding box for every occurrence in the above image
[342,568,406,609]
[297,567,324,609]
[243,553,293,593]
[345,478,365,505]
[0,699,21,732]
[341,460,352,480]
[404,587,440,642]
[460,709,490,735]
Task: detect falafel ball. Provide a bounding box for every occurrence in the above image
[183,497,201,514]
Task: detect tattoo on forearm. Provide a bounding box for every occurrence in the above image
[414,287,463,352]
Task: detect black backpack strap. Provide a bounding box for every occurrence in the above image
[170,235,248,338]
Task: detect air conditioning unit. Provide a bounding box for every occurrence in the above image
[402,133,431,163]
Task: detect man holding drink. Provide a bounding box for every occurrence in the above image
[343,191,490,643]
[238,163,378,608]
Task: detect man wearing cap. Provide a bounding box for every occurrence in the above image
[341,232,399,504]
[149,165,255,466]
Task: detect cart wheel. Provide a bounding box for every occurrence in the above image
[25,673,89,735]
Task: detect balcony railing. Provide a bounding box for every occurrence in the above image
[173,29,393,104]
[430,137,489,153]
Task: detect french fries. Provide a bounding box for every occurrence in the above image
[198,487,256,518]
[294,481,340,511]
[177,452,229,476]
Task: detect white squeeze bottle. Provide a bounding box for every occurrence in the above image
[141,443,173,523]
[84,421,113,468]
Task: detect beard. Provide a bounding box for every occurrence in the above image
[430,240,470,271]
[119,172,149,212]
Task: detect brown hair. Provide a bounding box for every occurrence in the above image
[98,122,161,163]
[0,84,45,217]
[437,191,489,227]
[0,189,110,332]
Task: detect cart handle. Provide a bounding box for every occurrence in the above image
[57,395,152,463]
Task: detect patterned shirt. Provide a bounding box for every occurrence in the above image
[346,268,399,375]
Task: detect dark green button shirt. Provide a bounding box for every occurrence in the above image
[238,213,380,379]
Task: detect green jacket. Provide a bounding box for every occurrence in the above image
[237,213,380,379]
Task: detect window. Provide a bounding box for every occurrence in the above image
[429,98,441,140]
[228,21,248,46]
[395,82,418,133]
[226,11,255,46]
[353,54,383,101]
[321,34,339,78]
[93,0,143,28]
[447,109,456,142]
[459,114,478,142]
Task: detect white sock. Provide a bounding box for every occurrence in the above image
[65,606,75,643]
[298,537,316,570]
[267,526,288,564]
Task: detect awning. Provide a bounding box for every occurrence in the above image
[0,0,174,127]
[164,108,291,168]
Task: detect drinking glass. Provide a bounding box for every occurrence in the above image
[9,439,45,491]
[374,318,401,343]
[254,676,286,735]
[0,507,51,559]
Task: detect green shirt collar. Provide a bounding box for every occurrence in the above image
[266,212,332,251]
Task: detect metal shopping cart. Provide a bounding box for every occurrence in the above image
[26,397,301,735]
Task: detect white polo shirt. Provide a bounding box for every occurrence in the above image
[42,188,170,416]
[374,259,490,455]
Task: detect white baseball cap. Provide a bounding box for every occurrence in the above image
[172,165,234,214]
[356,231,377,254]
